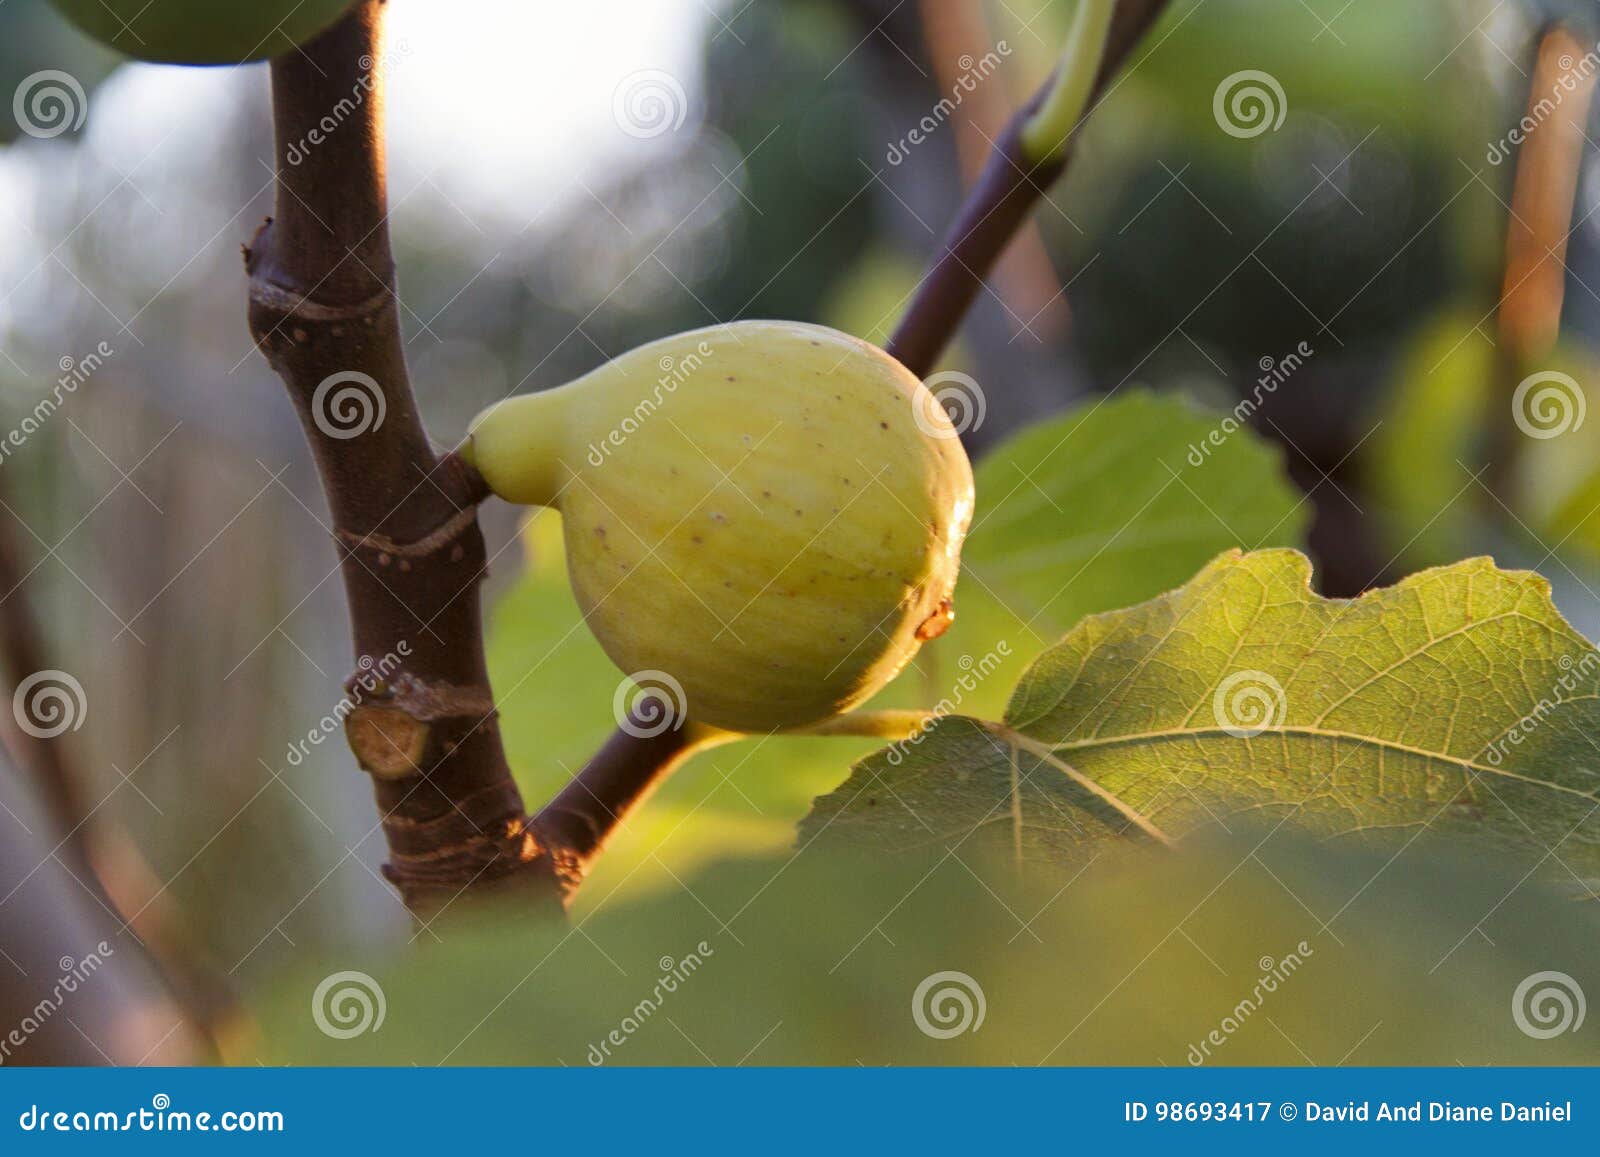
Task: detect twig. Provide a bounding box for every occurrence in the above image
[887,0,1171,378]
[246,0,562,914]
[1485,23,1595,506]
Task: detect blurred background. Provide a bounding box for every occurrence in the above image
[1,0,1599,1056]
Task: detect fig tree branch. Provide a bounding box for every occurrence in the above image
[887,0,1171,378]
[246,0,563,914]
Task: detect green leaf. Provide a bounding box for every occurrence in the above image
[930,389,1308,723]
[257,832,1600,1065]
[806,549,1600,887]
[1368,306,1600,567]
[485,393,1306,905]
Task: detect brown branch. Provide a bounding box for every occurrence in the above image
[246,0,562,914]
[529,717,718,892]
[1485,23,1595,506]
[887,0,1171,378]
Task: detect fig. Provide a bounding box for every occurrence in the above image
[49,0,355,65]
[465,321,974,733]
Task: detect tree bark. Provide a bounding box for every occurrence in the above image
[245,0,561,914]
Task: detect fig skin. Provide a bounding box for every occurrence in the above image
[49,0,355,65]
[466,321,975,733]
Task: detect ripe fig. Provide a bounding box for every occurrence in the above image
[49,0,355,65]
[465,321,974,733]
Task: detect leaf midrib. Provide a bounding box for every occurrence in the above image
[1031,724,1600,803]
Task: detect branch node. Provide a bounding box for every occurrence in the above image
[335,505,479,561]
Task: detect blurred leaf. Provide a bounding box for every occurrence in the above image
[258,830,1600,1065]
[486,393,1306,906]
[0,0,121,146]
[807,548,1600,889]
[1369,306,1600,567]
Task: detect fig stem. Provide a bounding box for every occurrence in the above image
[1017,0,1117,164]
[785,710,935,742]
[885,0,1171,379]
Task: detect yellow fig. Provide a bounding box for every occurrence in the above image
[465,321,974,733]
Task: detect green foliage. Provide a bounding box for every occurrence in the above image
[485,393,1306,904]
[808,549,1600,892]
[260,831,1599,1065]
[1369,306,1600,567]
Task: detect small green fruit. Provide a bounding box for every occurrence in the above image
[49,0,355,65]
[466,321,975,733]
